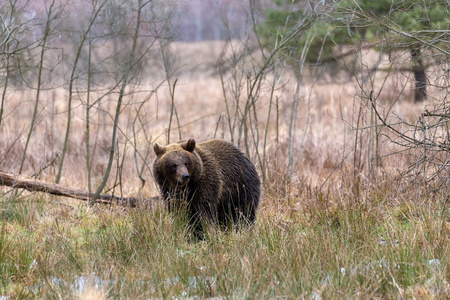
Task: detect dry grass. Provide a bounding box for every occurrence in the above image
[0,42,433,190]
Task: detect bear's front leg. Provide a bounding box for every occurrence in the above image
[187,201,218,240]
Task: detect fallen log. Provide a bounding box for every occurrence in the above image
[0,171,159,207]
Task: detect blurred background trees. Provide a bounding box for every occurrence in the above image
[259,0,449,102]
[258,0,449,195]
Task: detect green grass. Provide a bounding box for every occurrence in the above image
[1,188,449,299]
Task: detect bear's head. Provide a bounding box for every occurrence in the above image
[153,138,202,189]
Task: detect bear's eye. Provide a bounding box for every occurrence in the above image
[169,164,177,172]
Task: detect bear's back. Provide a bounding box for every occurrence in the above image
[197,139,252,171]
[196,139,259,186]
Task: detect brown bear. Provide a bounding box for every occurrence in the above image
[153,138,260,238]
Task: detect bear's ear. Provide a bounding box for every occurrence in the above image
[181,138,196,152]
[153,143,166,156]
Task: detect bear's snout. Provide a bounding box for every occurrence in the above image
[182,173,190,182]
[173,164,190,187]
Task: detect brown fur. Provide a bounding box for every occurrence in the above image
[153,138,260,238]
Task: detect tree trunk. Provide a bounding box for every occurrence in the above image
[411,47,427,103]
